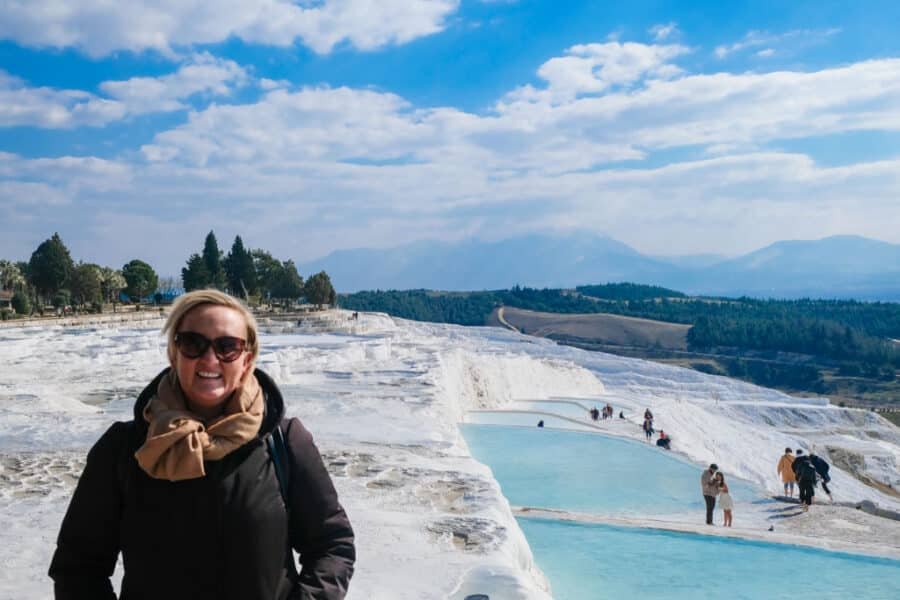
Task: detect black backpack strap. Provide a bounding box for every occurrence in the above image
[266,423,291,508]
[116,421,139,500]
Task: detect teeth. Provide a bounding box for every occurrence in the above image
[197,371,221,379]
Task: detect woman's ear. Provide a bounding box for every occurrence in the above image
[240,352,255,381]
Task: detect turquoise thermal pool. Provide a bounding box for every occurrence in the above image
[519,518,900,600]
[461,424,900,599]
[460,424,756,514]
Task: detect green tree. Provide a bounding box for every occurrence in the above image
[272,260,304,306]
[122,259,159,302]
[181,253,210,291]
[202,231,226,289]
[52,289,71,309]
[251,249,282,302]
[69,263,103,307]
[304,271,335,308]
[28,233,74,302]
[11,291,30,314]
[224,236,257,298]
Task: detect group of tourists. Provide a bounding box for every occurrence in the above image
[700,464,734,526]
[776,447,832,510]
[589,403,616,421]
[699,447,835,527]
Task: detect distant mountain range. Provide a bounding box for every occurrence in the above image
[300,234,900,300]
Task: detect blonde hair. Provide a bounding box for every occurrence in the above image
[162,289,259,364]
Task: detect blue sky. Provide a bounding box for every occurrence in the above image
[1,0,899,276]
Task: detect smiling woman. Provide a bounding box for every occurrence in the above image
[48,289,355,600]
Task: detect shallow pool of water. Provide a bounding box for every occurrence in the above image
[460,424,755,514]
[519,518,900,600]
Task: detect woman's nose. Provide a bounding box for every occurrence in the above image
[197,344,220,363]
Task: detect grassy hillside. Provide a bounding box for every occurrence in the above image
[340,283,900,410]
[491,307,689,350]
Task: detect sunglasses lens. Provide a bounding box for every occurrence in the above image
[212,337,245,362]
[176,332,246,362]
[175,332,209,358]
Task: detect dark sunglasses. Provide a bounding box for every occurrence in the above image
[174,331,247,362]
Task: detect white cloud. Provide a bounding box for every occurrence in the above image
[756,48,775,58]
[0,54,247,128]
[0,180,70,207]
[0,71,125,128]
[502,42,689,105]
[495,57,900,155]
[714,28,839,59]
[648,22,678,41]
[0,0,460,57]
[99,53,249,114]
[4,41,900,269]
[0,152,132,198]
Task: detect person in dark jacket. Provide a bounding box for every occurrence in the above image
[656,430,671,450]
[49,289,355,600]
[792,449,816,510]
[809,453,833,501]
[701,464,720,525]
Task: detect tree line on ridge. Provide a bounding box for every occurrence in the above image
[340,286,900,373]
[0,231,335,318]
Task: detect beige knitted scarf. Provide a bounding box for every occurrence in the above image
[135,370,264,481]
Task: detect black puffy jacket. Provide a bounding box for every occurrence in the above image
[810,455,831,482]
[49,368,355,600]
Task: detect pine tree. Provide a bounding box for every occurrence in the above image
[182,254,210,292]
[202,231,226,290]
[28,232,74,303]
[224,236,257,298]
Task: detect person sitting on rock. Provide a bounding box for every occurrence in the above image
[656,430,671,450]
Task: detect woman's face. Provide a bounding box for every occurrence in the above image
[172,304,253,414]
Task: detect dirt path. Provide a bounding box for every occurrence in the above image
[495,306,519,333]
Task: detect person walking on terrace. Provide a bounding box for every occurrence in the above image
[776,447,796,498]
[701,464,720,525]
[49,289,355,600]
[792,449,816,511]
[809,452,833,502]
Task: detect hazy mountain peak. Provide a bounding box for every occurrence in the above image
[302,233,900,300]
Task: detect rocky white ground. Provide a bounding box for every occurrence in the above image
[1,311,898,599]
